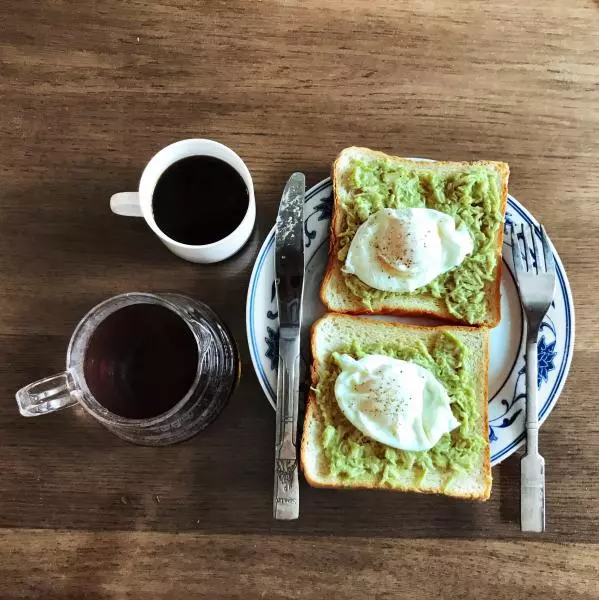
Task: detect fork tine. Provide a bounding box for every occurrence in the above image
[511,223,526,275]
[540,225,556,274]
[529,224,541,274]
[521,223,530,271]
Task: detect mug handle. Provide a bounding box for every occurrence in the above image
[110,192,143,217]
[16,371,79,417]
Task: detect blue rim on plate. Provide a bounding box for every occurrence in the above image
[246,177,575,466]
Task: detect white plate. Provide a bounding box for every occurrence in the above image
[246,177,575,465]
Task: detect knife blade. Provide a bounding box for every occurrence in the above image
[273,172,305,520]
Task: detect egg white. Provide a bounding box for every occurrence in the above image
[343,207,474,293]
[334,353,460,452]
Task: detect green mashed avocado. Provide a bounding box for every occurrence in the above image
[315,333,485,485]
[338,158,503,323]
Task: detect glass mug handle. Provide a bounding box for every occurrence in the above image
[16,371,79,417]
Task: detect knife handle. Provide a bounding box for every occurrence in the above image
[273,330,300,520]
[274,437,299,520]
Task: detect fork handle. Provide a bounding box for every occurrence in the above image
[522,332,545,532]
[525,335,539,455]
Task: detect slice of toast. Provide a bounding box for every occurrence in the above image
[301,314,492,500]
[320,147,509,326]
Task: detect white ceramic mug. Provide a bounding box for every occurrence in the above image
[110,139,256,263]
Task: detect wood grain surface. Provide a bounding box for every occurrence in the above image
[1,0,598,597]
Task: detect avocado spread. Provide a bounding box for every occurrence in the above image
[338,158,503,323]
[315,333,485,485]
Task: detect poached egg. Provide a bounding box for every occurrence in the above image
[343,207,474,293]
[334,353,460,451]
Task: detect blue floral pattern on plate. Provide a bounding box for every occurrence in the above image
[264,326,279,371]
[304,194,333,248]
[538,334,557,386]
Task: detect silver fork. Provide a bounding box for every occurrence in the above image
[511,223,556,532]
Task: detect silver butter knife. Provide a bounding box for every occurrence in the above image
[273,172,305,520]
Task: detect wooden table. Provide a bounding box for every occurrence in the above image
[1,0,598,597]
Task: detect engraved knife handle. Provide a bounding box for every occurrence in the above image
[273,330,300,520]
[274,436,299,520]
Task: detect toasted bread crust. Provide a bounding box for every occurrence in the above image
[300,314,492,500]
[480,330,492,499]
[320,148,509,327]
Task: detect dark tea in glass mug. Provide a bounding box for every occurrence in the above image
[16,293,239,445]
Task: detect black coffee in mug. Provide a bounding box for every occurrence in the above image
[152,156,249,245]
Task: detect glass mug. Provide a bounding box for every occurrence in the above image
[16,293,239,445]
